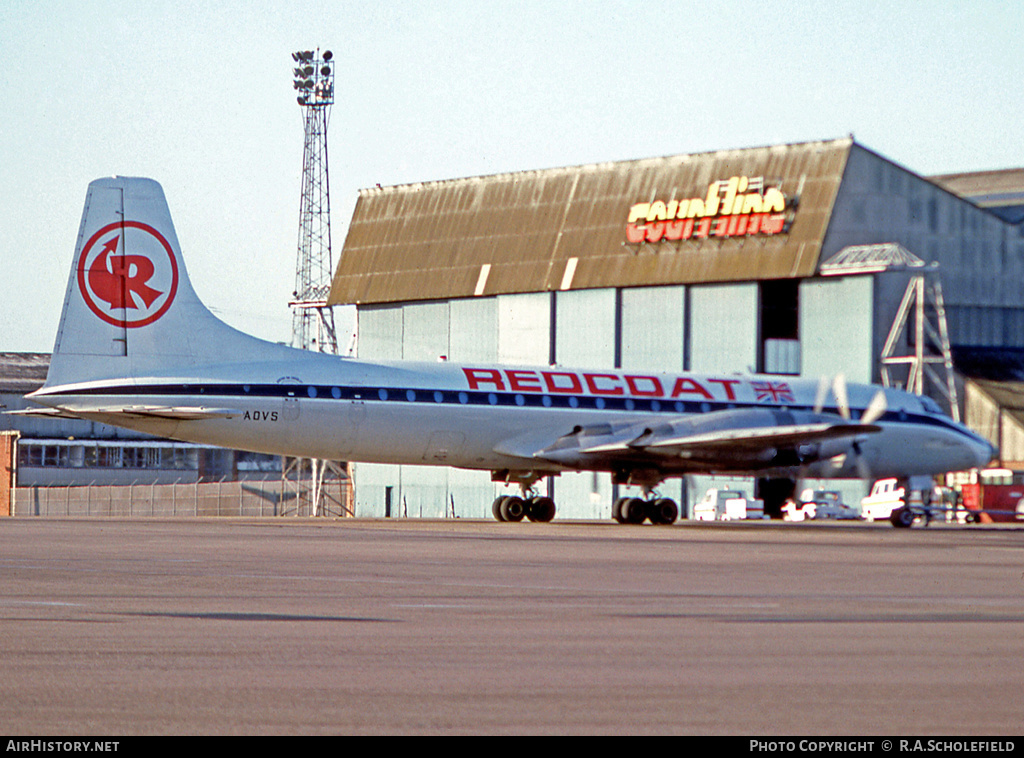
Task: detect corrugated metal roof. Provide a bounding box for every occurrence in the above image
[0,353,49,393]
[329,138,854,305]
[930,168,1024,223]
[930,168,1024,199]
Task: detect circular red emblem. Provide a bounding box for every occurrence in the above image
[77,221,179,328]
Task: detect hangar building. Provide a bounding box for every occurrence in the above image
[330,137,1024,518]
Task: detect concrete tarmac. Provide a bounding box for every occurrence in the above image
[1,517,1023,735]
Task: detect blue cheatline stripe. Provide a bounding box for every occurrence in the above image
[55,380,740,414]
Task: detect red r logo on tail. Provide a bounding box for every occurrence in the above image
[78,221,178,328]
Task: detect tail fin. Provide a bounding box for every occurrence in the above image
[45,177,285,387]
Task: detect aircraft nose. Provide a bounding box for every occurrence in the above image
[977,438,998,468]
[962,431,997,470]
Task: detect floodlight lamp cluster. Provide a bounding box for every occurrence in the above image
[292,49,334,106]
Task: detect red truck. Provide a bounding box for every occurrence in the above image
[950,468,1024,523]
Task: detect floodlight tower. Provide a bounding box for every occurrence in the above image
[285,48,351,517]
[290,48,338,353]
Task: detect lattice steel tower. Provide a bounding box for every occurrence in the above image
[284,48,351,518]
[290,48,338,353]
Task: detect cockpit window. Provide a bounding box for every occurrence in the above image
[920,396,943,415]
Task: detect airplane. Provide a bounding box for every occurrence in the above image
[23,177,996,524]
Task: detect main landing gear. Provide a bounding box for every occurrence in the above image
[490,493,679,524]
[612,496,679,525]
[487,470,678,525]
[491,494,556,522]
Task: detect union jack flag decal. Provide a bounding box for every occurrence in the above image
[752,380,794,404]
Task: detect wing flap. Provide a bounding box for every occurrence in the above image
[639,422,882,454]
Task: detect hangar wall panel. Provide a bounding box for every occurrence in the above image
[356,305,403,360]
[688,284,758,373]
[549,471,612,520]
[398,464,452,519]
[799,276,874,384]
[621,286,685,372]
[498,293,551,365]
[402,302,450,362]
[448,467,500,518]
[450,298,498,362]
[555,289,616,368]
[352,462,402,517]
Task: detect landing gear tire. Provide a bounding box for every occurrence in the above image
[526,496,556,522]
[647,498,679,525]
[612,497,629,524]
[621,497,648,525]
[492,496,508,522]
[890,506,916,528]
[499,495,527,522]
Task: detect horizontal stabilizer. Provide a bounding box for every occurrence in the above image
[6,407,85,420]
[10,405,242,421]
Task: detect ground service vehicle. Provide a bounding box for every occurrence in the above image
[952,468,1024,523]
[694,489,765,521]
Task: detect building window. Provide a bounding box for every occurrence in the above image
[760,280,800,375]
[18,442,202,471]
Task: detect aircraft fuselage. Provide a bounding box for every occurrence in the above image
[29,354,995,481]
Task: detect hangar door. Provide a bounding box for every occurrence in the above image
[799,277,874,384]
[689,284,758,374]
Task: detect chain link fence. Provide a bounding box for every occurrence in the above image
[13,478,350,518]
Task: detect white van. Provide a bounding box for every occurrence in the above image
[694,489,765,521]
[860,479,905,521]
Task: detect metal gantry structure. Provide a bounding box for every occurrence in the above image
[284,48,352,517]
[822,243,959,421]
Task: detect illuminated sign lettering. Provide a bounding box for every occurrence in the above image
[626,176,792,244]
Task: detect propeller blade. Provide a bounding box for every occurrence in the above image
[861,390,888,425]
[827,452,848,474]
[854,443,873,481]
[814,375,830,414]
[832,374,850,420]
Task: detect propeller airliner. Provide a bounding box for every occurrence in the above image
[23,178,996,523]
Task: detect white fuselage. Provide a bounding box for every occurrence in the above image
[29,350,996,480]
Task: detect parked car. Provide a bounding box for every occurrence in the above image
[799,489,862,520]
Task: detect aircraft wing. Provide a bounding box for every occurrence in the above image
[529,407,883,470]
[580,422,882,455]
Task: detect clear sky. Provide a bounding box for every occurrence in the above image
[2,0,1022,352]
